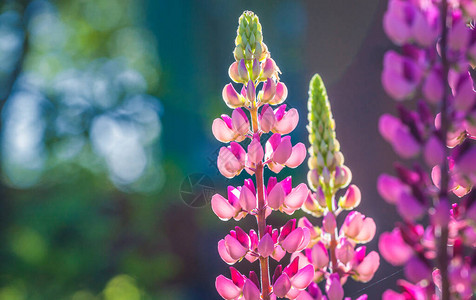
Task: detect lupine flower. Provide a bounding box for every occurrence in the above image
[212,108,250,142]
[266,177,309,214]
[341,212,376,244]
[213,11,312,299]
[217,142,246,178]
[379,1,476,298]
[297,73,379,297]
[212,185,243,221]
[272,257,314,298]
[265,133,306,173]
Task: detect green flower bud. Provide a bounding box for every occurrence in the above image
[307,74,345,192]
[235,11,269,62]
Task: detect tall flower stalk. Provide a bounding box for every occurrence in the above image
[379,0,476,298]
[211,11,313,300]
[295,74,379,300]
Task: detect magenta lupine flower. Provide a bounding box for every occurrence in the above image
[212,12,312,299]
[379,1,476,298]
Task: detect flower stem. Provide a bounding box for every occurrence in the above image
[438,1,450,299]
[250,106,271,300]
[328,196,338,272]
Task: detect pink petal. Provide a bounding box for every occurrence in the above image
[423,68,443,104]
[267,183,286,209]
[265,133,282,160]
[290,264,314,289]
[342,211,363,239]
[218,147,242,178]
[354,217,376,243]
[269,82,288,105]
[274,108,299,134]
[383,7,411,45]
[326,274,344,300]
[216,275,242,299]
[271,245,286,262]
[258,233,275,258]
[382,66,415,100]
[397,190,425,221]
[223,83,244,108]
[336,238,355,265]
[262,78,277,102]
[247,138,264,165]
[412,10,437,47]
[273,274,291,297]
[225,235,248,260]
[272,136,293,164]
[285,143,307,168]
[285,183,309,210]
[379,229,412,266]
[339,184,361,209]
[281,227,304,253]
[238,59,249,82]
[392,126,420,158]
[242,279,261,300]
[323,212,337,234]
[212,194,239,221]
[449,19,470,51]
[218,239,238,265]
[296,228,311,251]
[307,241,329,269]
[259,104,277,133]
[212,118,236,142]
[232,108,249,136]
[377,174,405,204]
[424,135,444,166]
[353,251,380,282]
[228,61,242,83]
[378,114,401,143]
[261,58,277,79]
[229,142,247,165]
[382,290,405,300]
[239,185,257,212]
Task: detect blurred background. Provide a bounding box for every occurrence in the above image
[0,0,404,299]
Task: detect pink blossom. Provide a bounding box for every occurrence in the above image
[269,82,288,105]
[339,184,361,210]
[341,212,376,243]
[212,108,249,142]
[382,51,422,100]
[217,142,246,178]
[222,83,244,108]
[261,78,277,103]
[261,58,278,80]
[211,186,242,221]
[378,228,413,266]
[351,247,380,282]
[273,257,314,298]
[325,273,344,300]
[266,134,306,172]
[273,105,299,135]
[259,104,277,133]
[336,237,355,265]
[278,219,310,253]
[305,241,329,270]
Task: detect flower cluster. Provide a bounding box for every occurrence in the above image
[380,0,476,298]
[211,11,312,300]
[295,74,379,300]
